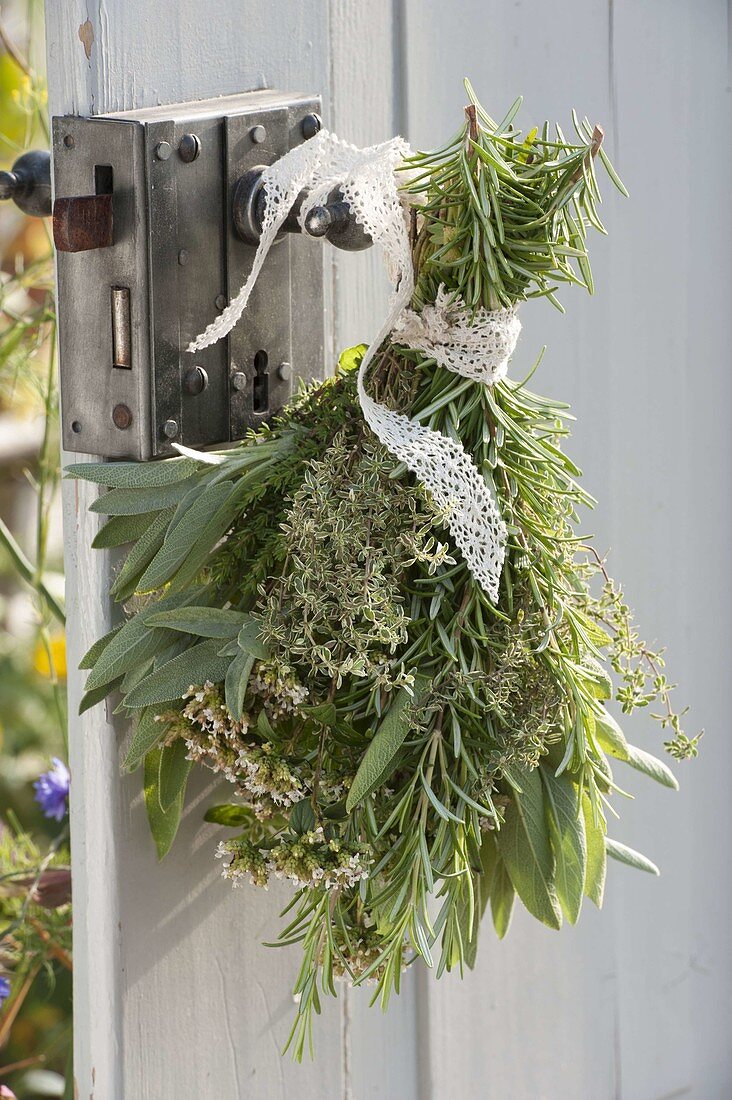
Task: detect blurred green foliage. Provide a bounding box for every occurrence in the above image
[0,3,71,1098]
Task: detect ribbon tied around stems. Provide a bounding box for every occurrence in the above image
[190,130,521,602]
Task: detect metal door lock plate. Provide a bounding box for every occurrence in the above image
[53,90,324,459]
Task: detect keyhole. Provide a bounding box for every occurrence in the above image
[253,349,269,413]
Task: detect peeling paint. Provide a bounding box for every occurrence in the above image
[78,18,94,62]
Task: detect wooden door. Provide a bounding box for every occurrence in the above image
[46,2,730,1097]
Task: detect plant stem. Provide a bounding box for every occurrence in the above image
[0,517,65,625]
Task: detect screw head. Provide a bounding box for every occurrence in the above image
[215,294,227,311]
[155,141,172,161]
[277,361,292,381]
[162,418,179,439]
[301,113,322,140]
[71,420,82,434]
[63,134,75,150]
[250,124,267,144]
[178,133,201,163]
[112,403,133,430]
[178,249,189,266]
[231,371,248,392]
[183,365,208,396]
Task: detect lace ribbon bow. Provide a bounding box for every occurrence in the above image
[190,130,521,602]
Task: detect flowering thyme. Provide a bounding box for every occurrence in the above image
[250,660,309,719]
[259,432,446,687]
[178,682,252,783]
[176,683,307,817]
[216,829,371,892]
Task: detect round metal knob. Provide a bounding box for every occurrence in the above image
[232,168,372,253]
[0,149,51,218]
[303,196,371,251]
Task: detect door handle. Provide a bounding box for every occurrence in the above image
[0,147,114,252]
[0,149,51,217]
[232,166,372,253]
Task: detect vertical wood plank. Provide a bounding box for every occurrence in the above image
[402,0,732,1096]
[45,0,730,1096]
[45,3,378,1097]
[329,5,421,1096]
[329,0,399,354]
[602,4,732,1096]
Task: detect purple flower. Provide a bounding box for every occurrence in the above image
[0,975,10,1007]
[33,758,70,822]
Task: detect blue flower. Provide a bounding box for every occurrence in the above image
[33,758,70,822]
[0,975,10,1007]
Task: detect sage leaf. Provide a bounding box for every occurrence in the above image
[257,710,275,739]
[120,656,154,696]
[496,765,562,930]
[79,624,122,669]
[606,837,659,875]
[158,738,193,813]
[144,747,184,860]
[346,677,429,811]
[490,855,516,940]
[145,606,250,639]
[92,512,158,549]
[594,706,678,789]
[593,705,629,758]
[540,763,586,925]
[124,639,233,708]
[109,507,175,600]
[123,707,170,773]
[204,804,254,827]
[580,655,613,700]
[84,588,197,692]
[290,799,316,836]
[165,489,250,593]
[79,677,122,715]
[89,475,200,515]
[624,744,679,790]
[136,482,236,592]
[67,456,199,489]
[582,793,606,908]
[237,620,268,660]
[224,651,255,722]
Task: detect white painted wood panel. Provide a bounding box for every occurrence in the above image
[47,2,417,1097]
[47,0,730,1096]
[404,1,732,1097]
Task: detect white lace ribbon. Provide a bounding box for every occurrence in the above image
[190,130,521,602]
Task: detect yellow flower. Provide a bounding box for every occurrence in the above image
[33,634,67,679]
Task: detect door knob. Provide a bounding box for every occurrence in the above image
[0,147,113,252]
[302,191,372,252]
[232,167,372,252]
[0,149,52,217]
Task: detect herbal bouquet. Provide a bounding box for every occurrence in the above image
[70,84,697,1058]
